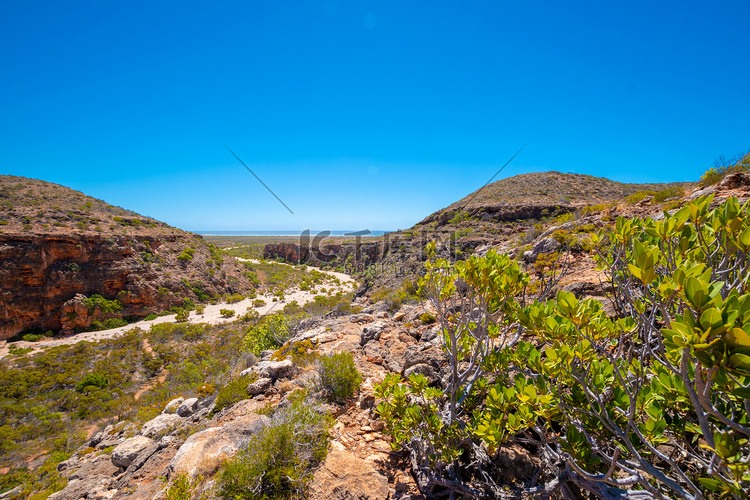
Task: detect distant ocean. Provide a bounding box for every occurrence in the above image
[197,230,392,237]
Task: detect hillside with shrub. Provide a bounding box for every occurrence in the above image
[0,175,258,340]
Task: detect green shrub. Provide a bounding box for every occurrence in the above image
[211,373,257,417]
[377,197,750,499]
[652,185,684,202]
[370,281,419,312]
[241,314,293,356]
[75,373,109,393]
[579,203,611,216]
[220,309,235,318]
[81,294,122,314]
[175,309,189,322]
[253,299,267,308]
[316,352,361,403]
[551,229,594,253]
[164,473,202,500]
[144,313,158,321]
[699,151,750,186]
[226,294,245,304]
[218,394,329,500]
[272,340,318,366]
[419,312,436,324]
[447,210,471,224]
[87,318,128,331]
[177,247,196,261]
[555,212,575,224]
[182,279,210,301]
[626,190,656,204]
[196,304,205,315]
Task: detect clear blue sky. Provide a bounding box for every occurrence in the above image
[1,1,748,231]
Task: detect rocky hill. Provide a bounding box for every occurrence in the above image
[0,175,257,340]
[261,172,695,294]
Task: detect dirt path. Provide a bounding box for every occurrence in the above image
[0,265,357,359]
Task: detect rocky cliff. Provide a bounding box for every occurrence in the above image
[0,175,257,339]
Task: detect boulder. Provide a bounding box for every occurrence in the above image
[46,476,115,500]
[403,345,445,371]
[350,313,375,324]
[404,363,439,385]
[524,237,560,263]
[69,454,119,481]
[360,321,387,346]
[163,397,184,414]
[0,486,20,500]
[247,377,273,395]
[168,414,269,480]
[141,413,183,438]
[308,449,389,500]
[561,281,599,298]
[689,187,716,200]
[176,398,199,417]
[260,349,276,360]
[247,359,297,379]
[420,325,439,343]
[111,436,155,469]
[719,172,750,189]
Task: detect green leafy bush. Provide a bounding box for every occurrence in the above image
[211,373,257,417]
[86,318,128,331]
[369,281,419,312]
[241,314,293,356]
[218,394,329,500]
[316,352,361,403]
[75,373,109,393]
[626,189,656,204]
[418,312,436,324]
[447,210,471,224]
[377,198,750,499]
[81,294,122,314]
[220,309,235,318]
[652,185,684,202]
[226,294,245,304]
[272,340,318,366]
[164,473,202,500]
[175,309,189,322]
[253,299,266,308]
[177,247,196,261]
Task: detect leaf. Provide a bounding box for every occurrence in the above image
[697,477,725,492]
[726,328,750,349]
[731,386,750,399]
[628,263,642,281]
[729,353,750,371]
[700,308,723,332]
[740,226,750,249]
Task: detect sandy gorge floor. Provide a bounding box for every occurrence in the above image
[0,261,356,359]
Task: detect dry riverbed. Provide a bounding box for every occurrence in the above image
[0,263,356,358]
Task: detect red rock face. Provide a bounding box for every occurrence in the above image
[0,233,253,340]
